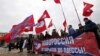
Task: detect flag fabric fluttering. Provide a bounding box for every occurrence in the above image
[10,15,34,33]
[24,26,33,32]
[22,15,35,32]
[14,15,34,34]
[4,33,12,43]
[48,20,53,28]
[63,19,67,31]
[83,2,94,17]
[35,19,46,34]
[4,15,35,43]
[0,37,3,41]
[21,15,35,30]
[39,10,50,21]
[35,10,50,34]
[54,0,61,4]
[4,24,23,43]
[10,25,24,39]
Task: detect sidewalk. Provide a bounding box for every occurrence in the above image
[0,47,51,56]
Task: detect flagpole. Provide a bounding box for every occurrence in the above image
[60,4,66,20]
[47,19,57,32]
[46,27,50,33]
[53,22,57,29]
[71,0,82,24]
[58,2,67,32]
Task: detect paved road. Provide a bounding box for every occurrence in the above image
[0,47,51,56]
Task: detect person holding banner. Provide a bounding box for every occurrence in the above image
[51,29,60,38]
[44,31,51,39]
[84,18,100,49]
[38,33,45,40]
[60,29,68,37]
[68,25,76,35]
[77,24,84,34]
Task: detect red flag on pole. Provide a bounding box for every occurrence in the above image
[21,15,35,27]
[83,2,94,17]
[83,2,93,9]
[18,15,34,32]
[63,19,67,31]
[11,15,34,32]
[35,19,46,34]
[4,15,35,43]
[22,15,34,32]
[39,10,50,21]
[48,20,53,28]
[54,0,61,4]
[10,15,34,40]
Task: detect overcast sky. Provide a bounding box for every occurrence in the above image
[0,0,100,34]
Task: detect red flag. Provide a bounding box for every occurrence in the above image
[3,15,35,43]
[48,20,53,28]
[35,19,46,34]
[0,37,3,41]
[11,15,34,32]
[24,26,33,32]
[83,2,93,9]
[39,10,50,21]
[10,15,34,40]
[18,15,34,32]
[4,33,12,43]
[83,2,94,16]
[22,15,35,27]
[63,19,67,31]
[22,15,34,32]
[83,9,93,17]
[54,0,60,4]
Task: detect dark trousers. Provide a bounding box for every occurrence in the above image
[27,45,32,53]
[19,45,23,52]
[8,44,12,51]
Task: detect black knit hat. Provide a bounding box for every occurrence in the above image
[84,18,88,21]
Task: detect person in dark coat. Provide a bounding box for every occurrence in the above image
[37,33,44,40]
[77,24,84,34]
[52,29,60,56]
[39,33,45,40]
[68,25,76,35]
[44,31,51,39]
[52,29,60,38]
[60,29,65,37]
[83,18,100,49]
[15,41,19,49]
[60,29,68,37]
[8,42,12,51]
[19,37,24,52]
[26,34,33,53]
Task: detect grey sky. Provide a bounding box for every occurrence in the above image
[0,0,100,34]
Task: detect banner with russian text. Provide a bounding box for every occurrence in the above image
[33,32,100,56]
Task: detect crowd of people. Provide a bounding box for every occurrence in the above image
[5,18,100,56]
